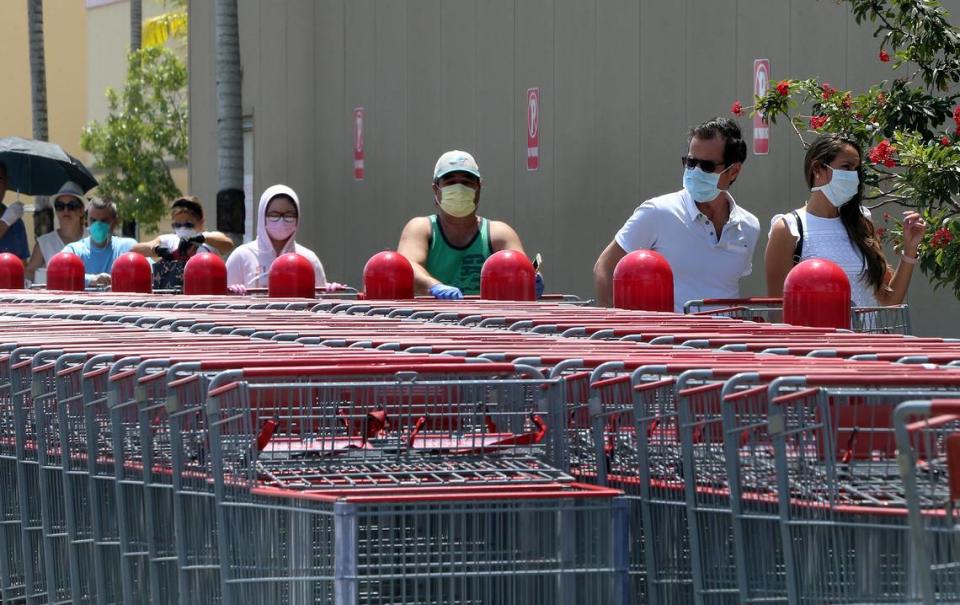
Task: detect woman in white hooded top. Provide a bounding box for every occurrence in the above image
[226,184,326,288]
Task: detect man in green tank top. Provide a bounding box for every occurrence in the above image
[397,150,542,298]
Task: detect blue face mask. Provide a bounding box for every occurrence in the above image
[682,166,728,202]
[89,221,111,245]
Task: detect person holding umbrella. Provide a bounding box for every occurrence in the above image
[24,181,87,283]
[61,197,138,287]
[0,162,31,260]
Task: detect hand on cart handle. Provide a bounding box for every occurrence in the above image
[153,246,174,261]
[429,283,463,300]
[227,284,247,296]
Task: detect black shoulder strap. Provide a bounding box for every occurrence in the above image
[791,210,804,265]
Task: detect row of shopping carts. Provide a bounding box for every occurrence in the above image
[0,291,955,604]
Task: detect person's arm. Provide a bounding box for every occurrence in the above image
[764,218,797,297]
[593,202,660,307]
[196,231,235,255]
[225,249,246,286]
[397,217,445,295]
[489,221,526,254]
[131,237,163,258]
[24,242,43,282]
[593,240,627,307]
[875,211,926,306]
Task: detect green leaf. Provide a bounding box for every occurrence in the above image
[81,46,188,232]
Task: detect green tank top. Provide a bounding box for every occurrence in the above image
[425,214,493,295]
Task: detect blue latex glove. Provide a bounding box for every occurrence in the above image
[430,283,463,300]
[535,272,545,299]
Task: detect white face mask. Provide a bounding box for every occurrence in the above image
[812,165,860,208]
[175,227,197,240]
[437,184,477,218]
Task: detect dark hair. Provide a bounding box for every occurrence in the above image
[804,133,886,291]
[171,195,203,219]
[689,117,747,166]
[266,194,298,215]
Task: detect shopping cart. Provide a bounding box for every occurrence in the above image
[684,298,912,335]
[231,483,629,605]
[761,374,960,604]
[203,365,625,604]
[894,399,960,605]
[0,349,26,603]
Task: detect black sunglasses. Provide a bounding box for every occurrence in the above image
[54,201,83,212]
[681,155,725,173]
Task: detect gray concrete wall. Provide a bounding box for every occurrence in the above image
[189,0,960,336]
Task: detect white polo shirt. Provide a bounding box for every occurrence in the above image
[615,188,760,312]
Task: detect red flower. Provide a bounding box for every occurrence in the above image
[876,227,887,238]
[953,105,960,127]
[821,82,836,99]
[879,50,890,62]
[869,139,897,167]
[809,115,828,130]
[931,227,954,249]
[842,92,852,109]
[776,80,790,96]
[943,136,952,146]
[731,101,743,117]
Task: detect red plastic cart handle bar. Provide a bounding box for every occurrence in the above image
[694,297,784,305]
[805,374,960,387]
[236,362,523,379]
[931,400,960,416]
[250,481,623,504]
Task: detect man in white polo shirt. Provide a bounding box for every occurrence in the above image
[593,117,760,311]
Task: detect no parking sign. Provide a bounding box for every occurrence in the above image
[753,60,770,155]
[353,107,365,181]
[527,88,540,171]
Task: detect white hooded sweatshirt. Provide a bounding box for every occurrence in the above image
[225,184,326,288]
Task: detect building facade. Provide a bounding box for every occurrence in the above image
[187,0,960,336]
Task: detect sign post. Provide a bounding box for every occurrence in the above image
[353,107,365,181]
[753,60,770,155]
[526,88,540,171]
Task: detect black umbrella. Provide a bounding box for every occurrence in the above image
[0,136,98,196]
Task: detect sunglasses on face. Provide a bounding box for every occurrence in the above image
[172,221,196,229]
[265,213,298,223]
[54,201,83,212]
[682,155,726,173]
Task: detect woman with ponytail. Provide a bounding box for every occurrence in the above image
[765,134,926,306]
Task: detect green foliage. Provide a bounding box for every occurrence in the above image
[746,0,960,296]
[81,46,188,232]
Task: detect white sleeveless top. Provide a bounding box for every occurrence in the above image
[770,208,878,307]
[37,231,66,265]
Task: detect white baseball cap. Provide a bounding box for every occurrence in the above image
[433,150,482,182]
